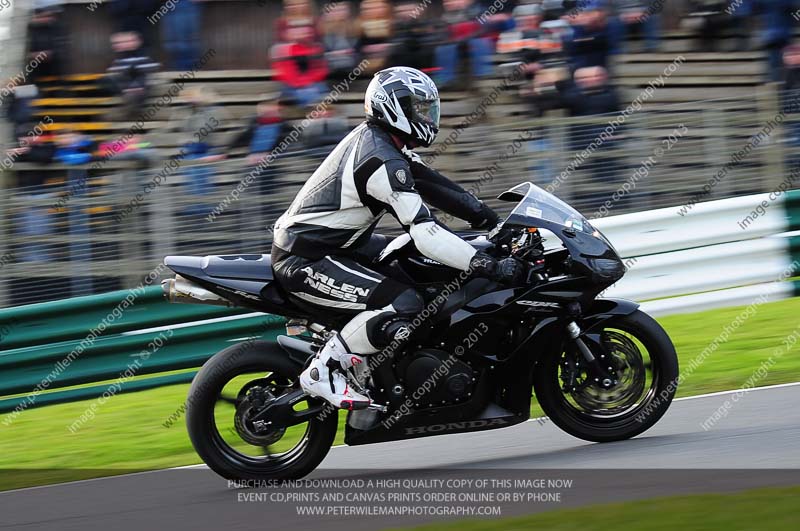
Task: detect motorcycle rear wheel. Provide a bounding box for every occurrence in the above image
[185,341,337,480]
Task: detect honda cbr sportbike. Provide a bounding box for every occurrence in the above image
[163,183,678,480]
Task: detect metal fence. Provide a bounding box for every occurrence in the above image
[2,89,799,307]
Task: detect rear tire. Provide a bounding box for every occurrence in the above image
[533,310,678,442]
[186,340,337,480]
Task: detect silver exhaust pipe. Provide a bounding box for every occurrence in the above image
[161,275,233,307]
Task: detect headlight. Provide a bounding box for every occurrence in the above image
[589,258,625,283]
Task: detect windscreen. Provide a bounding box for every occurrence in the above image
[506,183,593,233]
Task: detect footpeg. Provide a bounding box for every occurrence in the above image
[340,399,371,411]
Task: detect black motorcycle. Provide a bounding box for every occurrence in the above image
[163,182,678,480]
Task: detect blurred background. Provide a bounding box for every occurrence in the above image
[1,0,799,306]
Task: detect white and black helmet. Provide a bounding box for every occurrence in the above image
[364,66,440,148]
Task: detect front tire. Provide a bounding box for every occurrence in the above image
[533,310,678,442]
[186,340,338,480]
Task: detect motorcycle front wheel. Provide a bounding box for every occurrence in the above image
[533,309,679,442]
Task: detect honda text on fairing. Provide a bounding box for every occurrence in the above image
[162,182,679,480]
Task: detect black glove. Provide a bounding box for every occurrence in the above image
[497,256,527,285]
[469,252,526,285]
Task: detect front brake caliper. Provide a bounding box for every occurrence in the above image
[560,350,580,392]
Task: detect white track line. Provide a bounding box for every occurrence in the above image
[3,381,799,495]
[670,381,800,401]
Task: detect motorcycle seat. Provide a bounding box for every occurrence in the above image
[165,254,274,281]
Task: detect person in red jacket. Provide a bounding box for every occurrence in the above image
[272,26,329,107]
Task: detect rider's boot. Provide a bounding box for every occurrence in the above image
[299,333,371,410]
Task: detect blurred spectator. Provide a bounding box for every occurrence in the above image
[162,0,203,71]
[563,1,613,71]
[276,0,320,43]
[473,4,516,52]
[357,0,395,75]
[104,32,159,120]
[3,85,38,140]
[501,3,570,107]
[5,130,55,166]
[169,86,228,208]
[434,0,494,89]
[520,66,571,116]
[562,66,619,116]
[15,181,57,262]
[505,4,570,187]
[272,26,329,106]
[497,4,563,74]
[389,1,437,71]
[521,66,572,186]
[499,3,546,50]
[229,100,287,166]
[7,121,58,263]
[170,86,228,151]
[540,15,573,44]
[784,44,800,94]
[226,99,287,196]
[755,0,797,82]
[53,129,96,165]
[611,0,661,53]
[562,66,621,193]
[782,44,800,169]
[321,2,359,79]
[110,0,160,52]
[25,6,68,86]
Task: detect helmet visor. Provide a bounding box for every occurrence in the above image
[413,99,440,129]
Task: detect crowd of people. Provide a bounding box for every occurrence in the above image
[265,0,799,109]
[4,0,800,176]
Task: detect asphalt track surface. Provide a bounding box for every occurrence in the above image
[2,384,799,531]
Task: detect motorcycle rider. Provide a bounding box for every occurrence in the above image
[271,66,523,410]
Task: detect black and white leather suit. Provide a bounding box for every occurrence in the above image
[271,121,499,355]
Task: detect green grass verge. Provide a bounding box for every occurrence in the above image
[1,297,798,491]
[395,485,800,531]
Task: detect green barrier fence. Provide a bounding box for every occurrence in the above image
[0,286,251,351]
[0,287,285,414]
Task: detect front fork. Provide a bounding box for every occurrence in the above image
[566,321,619,390]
